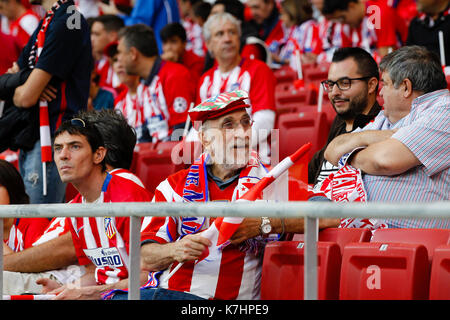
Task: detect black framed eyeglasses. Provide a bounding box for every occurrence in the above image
[70,118,86,127]
[321,76,372,92]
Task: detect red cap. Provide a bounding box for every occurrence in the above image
[188,90,251,129]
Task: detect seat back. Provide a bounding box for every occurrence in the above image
[429,244,450,300]
[277,111,330,160]
[261,241,341,300]
[292,228,372,255]
[134,141,185,193]
[340,242,430,300]
[371,228,450,262]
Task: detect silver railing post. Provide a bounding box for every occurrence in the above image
[304,216,318,300]
[128,216,141,300]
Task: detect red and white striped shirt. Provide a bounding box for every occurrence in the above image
[67,173,152,285]
[9,9,40,49]
[5,218,50,252]
[141,157,269,300]
[114,85,145,140]
[197,58,276,114]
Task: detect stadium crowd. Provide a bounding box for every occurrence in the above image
[0,0,449,300]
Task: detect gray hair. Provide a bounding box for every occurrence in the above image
[203,12,242,42]
[379,46,447,94]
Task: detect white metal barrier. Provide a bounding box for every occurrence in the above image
[0,201,449,300]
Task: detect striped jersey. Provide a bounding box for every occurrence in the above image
[197,58,276,114]
[333,0,407,62]
[275,20,321,69]
[114,85,145,140]
[360,89,450,228]
[139,59,194,142]
[141,158,268,299]
[9,9,40,49]
[67,173,152,285]
[5,218,50,252]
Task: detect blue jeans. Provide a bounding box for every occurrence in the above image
[19,139,66,204]
[111,288,206,300]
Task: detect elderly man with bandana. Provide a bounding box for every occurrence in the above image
[108,90,339,301]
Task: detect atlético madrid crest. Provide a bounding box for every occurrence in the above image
[104,217,116,239]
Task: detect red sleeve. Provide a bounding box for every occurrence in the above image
[247,60,276,113]
[20,218,51,249]
[161,62,195,129]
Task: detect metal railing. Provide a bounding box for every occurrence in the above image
[1,201,449,300]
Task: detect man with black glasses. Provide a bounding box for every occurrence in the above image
[308,47,381,187]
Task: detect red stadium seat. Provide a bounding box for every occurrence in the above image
[261,241,341,300]
[318,100,336,129]
[303,62,330,85]
[273,65,297,85]
[130,142,156,174]
[339,242,430,300]
[429,245,450,300]
[275,84,313,115]
[133,141,185,193]
[276,111,330,161]
[292,228,372,254]
[371,228,450,262]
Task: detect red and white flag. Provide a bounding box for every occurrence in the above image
[3,294,56,300]
[40,100,52,196]
[165,143,312,279]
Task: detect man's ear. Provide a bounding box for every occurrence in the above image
[402,78,413,98]
[93,146,107,165]
[368,77,379,95]
[129,46,139,61]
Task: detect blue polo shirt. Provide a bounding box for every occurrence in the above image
[18,0,92,135]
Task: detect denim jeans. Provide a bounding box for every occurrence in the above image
[19,139,66,204]
[111,288,206,300]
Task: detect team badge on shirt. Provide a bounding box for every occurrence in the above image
[173,97,188,113]
[104,217,116,239]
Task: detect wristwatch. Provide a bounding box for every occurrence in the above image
[260,217,272,236]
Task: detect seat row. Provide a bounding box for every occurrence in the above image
[261,228,450,300]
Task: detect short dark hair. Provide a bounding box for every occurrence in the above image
[118,24,158,57]
[93,14,125,32]
[76,109,137,170]
[0,159,29,204]
[55,118,106,171]
[332,47,380,81]
[193,1,212,22]
[379,45,447,93]
[213,0,245,21]
[160,23,187,43]
[322,0,357,15]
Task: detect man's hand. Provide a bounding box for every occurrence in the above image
[161,50,180,63]
[170,234,212,263]
[229,218,261,245]
[325,129,397,166]
[6,62,19,74]
[40,84,57,102]
[36,277,62,294]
